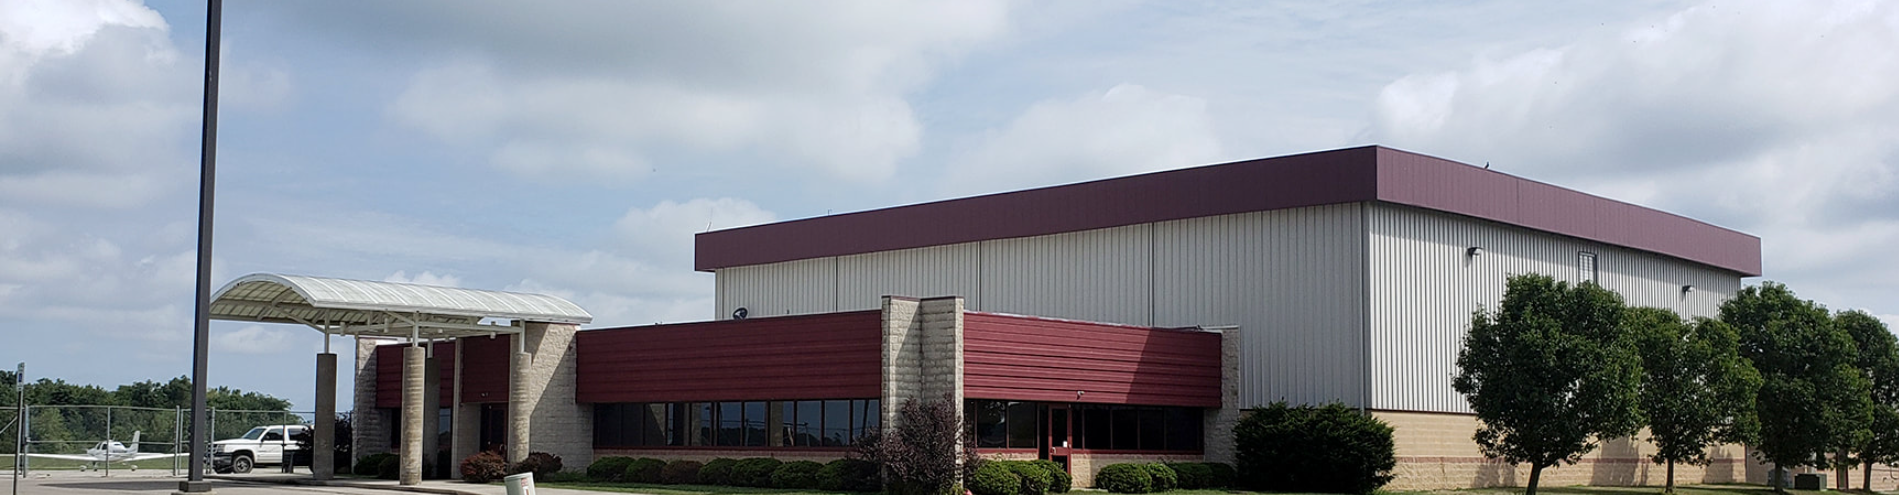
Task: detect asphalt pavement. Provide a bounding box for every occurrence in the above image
[1,470,606,495]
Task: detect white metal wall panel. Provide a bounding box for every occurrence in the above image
[836,244,983,311]
[715,257,839,319]
[976,224,1154,325]
[1152,203,1369,409]
[1366,203,1743,413]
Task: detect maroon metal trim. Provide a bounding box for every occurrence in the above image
[694,145,1760,276]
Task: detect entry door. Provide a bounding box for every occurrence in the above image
[1043,404,1072,472]
[479,404,508,455]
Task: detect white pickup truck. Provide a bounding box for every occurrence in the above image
[211,424,308,474]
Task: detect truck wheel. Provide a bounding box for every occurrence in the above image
[233,454,253,474]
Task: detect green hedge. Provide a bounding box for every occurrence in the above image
[771,460,825,489]
[354,453,396,479]
[660,460,703,485]
[818,458,881,492]
[1096,463,1153,494]
[625,457,667,483]
[698,458,740,485]
[1164,462,1232,490]
[1236,402,1396,494]
[1031,460,1071,493]
[586,456,633,481]
[1140,463,1177,492]
[969,462,1021,495]
[731,458,784,487]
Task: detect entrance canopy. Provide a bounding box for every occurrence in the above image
[209,273,592,338]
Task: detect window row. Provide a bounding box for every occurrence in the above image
[594,399,880,448]
[963,400,1202,452]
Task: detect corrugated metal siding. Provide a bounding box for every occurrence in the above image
[1151,204,1369,409]
[373,342,459,408]
[977,224,1153,325]
[837,244,982,312]
[1366,203,1742,413]
[575,311,883,403]
[716,257,838,319]
[963,313,1222,407]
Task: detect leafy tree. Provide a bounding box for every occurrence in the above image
[1630,308,1760,493]
[1721,282,1871,492]
[1452,274,1643,495]
[1838,310,1899,489]
[855,396,981,495]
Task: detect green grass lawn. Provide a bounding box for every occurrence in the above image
[0,453,187,471]
[1421,484,1836,495]
[537,482,1838,495]
[539,481,875,495]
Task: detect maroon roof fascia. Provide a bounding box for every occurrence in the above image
[694,145,1762,276]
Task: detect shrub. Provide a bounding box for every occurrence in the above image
[460,451,508,484]
[698,458,740,485]
[856,396,982,495]
[1203,463,1234,489]
[968,462,1022,495]
[772,460,825,489]
[354,453,396,479]
[625,458,667,483]
[1030,460,1071,493]
[1004,461,1053,495]
[732,458,784,487]
[818,458,881,492]
[1140,463,1177,492]
[587,456,634,481]
[1236,402,1396,494]
[660,460,703,484]
[508,452,564,480]
[377,455,401,480]
[1095,464,1153,494]
[1167,463,1219,490]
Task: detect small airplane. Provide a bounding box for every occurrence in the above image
[22,431,185,471]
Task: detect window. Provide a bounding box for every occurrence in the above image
[1579,252,1598,284]
[1073,404,1203,452]
[963,400,1042,449]
[594,399,877,449]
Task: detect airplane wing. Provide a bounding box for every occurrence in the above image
[19,453,107,462]
[122,453,187,461]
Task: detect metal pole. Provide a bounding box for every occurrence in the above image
[173,407,182,476]
[186,0,223,486]
[12,363,22,495]
[104,409,111,477]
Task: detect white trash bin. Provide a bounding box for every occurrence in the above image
[504,472,536,495]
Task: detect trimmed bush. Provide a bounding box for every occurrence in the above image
[354,453,396,479]
[508,452,563,480]
[1095,463,1153,494]
[1004,461,1053,495]
[1204,463,1235,489]
[969,462,1022,495]
[587,456,634,481]
[1030,460,1071,493]
[817,458,881,492]
[771,460,825,489]
[1166,463,1214,489]
[732,458,784,487]
[625,458,667,483]
[698,458,740,485]
[660,460,703,485]
[376,455,401,480]
[1141,463,1177,492]
[460,451,507,484]
[1236,402,1396,494]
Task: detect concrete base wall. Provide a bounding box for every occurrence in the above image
[1377,410,1777,490]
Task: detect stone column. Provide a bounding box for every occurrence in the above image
[881,296,966,479]
[509,347,531,464]
[450,337,474,479]
[1201,325,1242,466]
[400,346,425,485]
[352,337,391,461]
[313,353,337,480]
[422,348,441,475]
[507,322,588,470]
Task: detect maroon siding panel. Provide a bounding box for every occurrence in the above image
[576,311,883,403]
[696,145,1761,276]
[372,342,458,408]
[459,336,511,403]
[963,313,1222,408]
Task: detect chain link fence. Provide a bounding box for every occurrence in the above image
[4,405,316,476]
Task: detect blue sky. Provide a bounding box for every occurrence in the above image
[1,0,1894,411]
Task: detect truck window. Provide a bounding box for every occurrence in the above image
[241,427,267,440]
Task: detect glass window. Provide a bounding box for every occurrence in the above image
[971,400,1007,448]
[744,401,768,446]
[691,402,714,446]
[1165,408,1201,451]
[593,404,622,446]
[824,400,851,446]
[1080,406,1110,450]
[1579,252,1598,284]
[643,403,669,447]
[856,399,881,441]
[1138,408,1165,450]
[718,402,743,446]
[796,401,823,446]
[1006,402,1038,449]
[1110,407,1140,450]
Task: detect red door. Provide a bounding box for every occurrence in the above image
[1044,404,1071,472]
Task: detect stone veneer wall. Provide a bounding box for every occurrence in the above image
[1378,410,1781,490]
[1201,326,1241,467]
[592,449,849,464]
[352,336,393,460]
[520,322,592,471]
[881,296,966,420]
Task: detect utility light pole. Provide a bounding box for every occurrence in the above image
[179,0,222,493]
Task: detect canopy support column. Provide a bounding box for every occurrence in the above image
[507,332,531,464]
[313,352,336,480]
[400,328,424,485]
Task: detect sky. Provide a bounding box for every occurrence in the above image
[1,0,1894,412]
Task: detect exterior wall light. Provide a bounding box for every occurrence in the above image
[1466,247,1485,257]
[1682,285,1695,294]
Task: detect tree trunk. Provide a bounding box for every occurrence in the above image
[1527,463,1545,495]
[1666,460,1675,494]
[1773,462,1785,494]
[1839,449,1851,490]
[1865,459,1874,493]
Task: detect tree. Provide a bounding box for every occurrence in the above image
[1838,310,1899,490]
[855,396,981,495]
[1630,308,1760,493]
[1453,274,1643,495]
[1720,282,1871,492]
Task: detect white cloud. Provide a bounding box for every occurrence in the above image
[366,1,1011,182]
[213,325,297,355]
[383,270,462,288]
[612,198,777,263]
[947,84,1226,195]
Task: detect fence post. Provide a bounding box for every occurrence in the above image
[103,407,111,477]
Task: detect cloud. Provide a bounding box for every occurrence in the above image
[947,84,1225,195]
[338,1,1011,182]
[613,198,777,263]
[213,325,297,354]
[383,271,462,288]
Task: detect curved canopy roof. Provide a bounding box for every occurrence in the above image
[211,273,592,339]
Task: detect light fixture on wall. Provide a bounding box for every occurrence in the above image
[1466,246,1485,258]
[732,307,750,320]
[1682,285,1696,294]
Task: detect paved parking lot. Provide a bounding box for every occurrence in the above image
[3,470,601,495]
